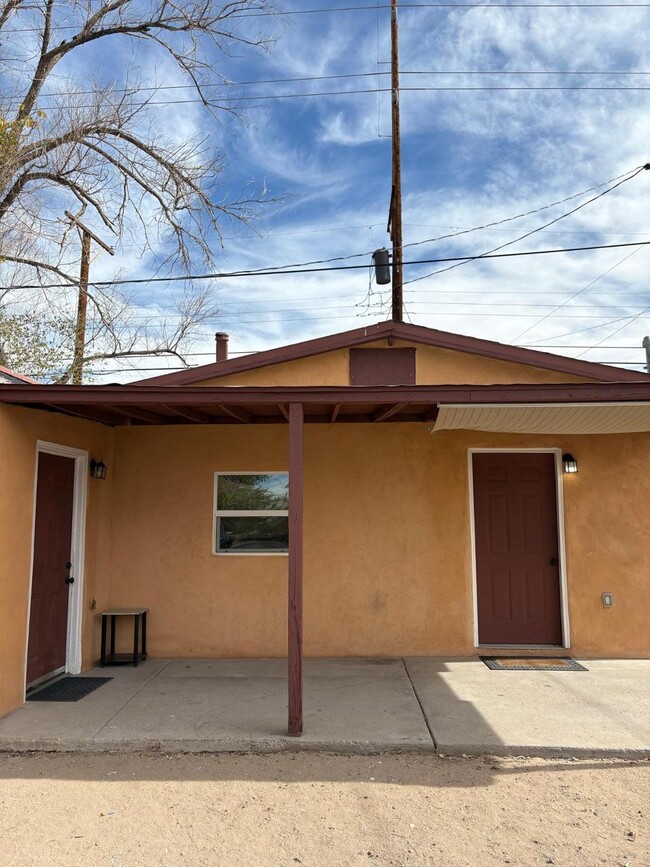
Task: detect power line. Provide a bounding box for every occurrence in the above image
[4,69,650,104]
[404,164,649,285]
[3,164,645,291]
[510,245,647,342]
[401,166,647,258]
[523,314,646,343]
[6,240,650,293]
[574,304,650,356]
[5,84,650,112]
[7,76,650,106]
[5,3,650,33]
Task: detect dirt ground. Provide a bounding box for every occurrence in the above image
[0,753,647,867]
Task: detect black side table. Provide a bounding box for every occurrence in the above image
[100,608,148,667]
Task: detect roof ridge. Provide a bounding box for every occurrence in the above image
[135,320,647,386]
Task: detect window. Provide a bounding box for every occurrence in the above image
[214,473,289,554]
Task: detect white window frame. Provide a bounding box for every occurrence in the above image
[213,471,289,556]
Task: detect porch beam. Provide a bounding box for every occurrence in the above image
[106,405,171,424]
[162,405,216,424]
[422,404,439,423]
[372,402,408,422]
[330,403,341,423]
[217,404,252,423]
[50,404,123,426]
[288,402,304,737]
[278,404,290,421]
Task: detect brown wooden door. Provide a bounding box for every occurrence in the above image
[26,453,75,685]
[473,452,563,646]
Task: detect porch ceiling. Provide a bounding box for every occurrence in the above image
[1,382,649,428]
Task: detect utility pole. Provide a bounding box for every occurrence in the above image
[643,336,650,373]
[64,211,114,384]
[389,0,403,322]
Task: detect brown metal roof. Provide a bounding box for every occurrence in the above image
[1,382,649,427]
[137,320,648,385]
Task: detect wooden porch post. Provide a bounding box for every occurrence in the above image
[288,402,304,736]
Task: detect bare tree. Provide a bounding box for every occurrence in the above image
[0,0,276,381]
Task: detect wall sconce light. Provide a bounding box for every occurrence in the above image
[562,453,578,474]
[90,458,107,480]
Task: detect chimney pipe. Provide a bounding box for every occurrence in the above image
[215,332,229,362]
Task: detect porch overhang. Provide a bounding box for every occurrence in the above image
[432,402,650,434]
[1,381,649,431]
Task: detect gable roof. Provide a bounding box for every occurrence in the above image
[0,365,37,384]
[137,320,647,386]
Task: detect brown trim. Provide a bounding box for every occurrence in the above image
[330,404,341,423]
[50,404,125,426]
[106,405,170,424]
[372,402,409,422]
[278,404,290,421]
[135,320,648,386]
[288,402,304,737]
[217,404,251,424]
[3,382,649,407]
[161,405,216,424]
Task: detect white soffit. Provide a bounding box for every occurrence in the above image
[433,403,650,434]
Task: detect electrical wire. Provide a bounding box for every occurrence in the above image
[5,240,650,293]
[574,304,650,356]
[403,165,649,286]
[2,164,646,292]
[4,69,650,105]
[5,84,650,112]
[510,245,647,342]
[5,3,650,33]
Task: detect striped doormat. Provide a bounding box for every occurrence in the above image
[481,657,587,671]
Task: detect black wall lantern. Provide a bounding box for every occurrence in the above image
[90,458,107,480]
[562,453,578,474]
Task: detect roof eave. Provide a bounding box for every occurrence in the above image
[134,320,648,386]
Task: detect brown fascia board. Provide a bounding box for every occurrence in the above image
[134,320,648,386]
[2,381,650,407]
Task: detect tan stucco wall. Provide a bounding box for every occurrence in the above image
[200,350,350,386]
[105,423,650,662]
[1,401,649,720]
[200,340,593,387]
[0,405,113,717]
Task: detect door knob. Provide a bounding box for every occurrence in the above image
[550,557,559,567]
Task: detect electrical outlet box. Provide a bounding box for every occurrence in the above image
[602,592,613,608]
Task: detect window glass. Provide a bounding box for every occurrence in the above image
[218,516,289,552]
[217,474,289,511]
[215,473,289,554]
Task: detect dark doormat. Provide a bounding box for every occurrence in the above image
[27,677,113,702]
[481,657,588,672]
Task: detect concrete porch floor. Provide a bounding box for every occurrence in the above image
[0,658,648,757]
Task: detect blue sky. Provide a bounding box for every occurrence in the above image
[5,1,650,377]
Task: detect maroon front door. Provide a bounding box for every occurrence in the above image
[473,452,563,646]
[26,453,75,685]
